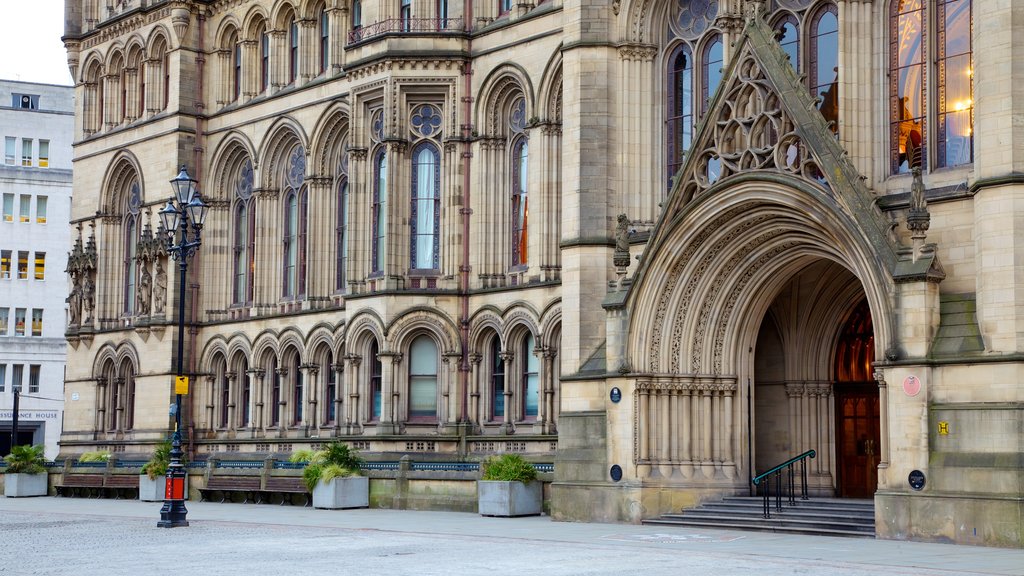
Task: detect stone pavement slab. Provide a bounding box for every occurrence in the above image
[1,497,1021,576]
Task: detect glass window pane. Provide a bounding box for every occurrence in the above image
[19,195,30,222]
[21,139,32,166]
[0,308,8,334]
[29,365,40,393]
[15,308,25,335]
[31,309,42,336]
[38,140,49,168]
[897,11,923,68]
[17,251,28,279]
[34,252,44,280]
[36,196,47,223]
[944,0,971,56]
[4,137,14,165]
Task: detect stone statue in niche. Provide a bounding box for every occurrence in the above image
[153,259,167,315]
[613,214,631,269]
[66,271,82,327]
[82,275,95,325]
[137,264,152,316]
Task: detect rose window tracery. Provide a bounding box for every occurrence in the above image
[671,0,719,41]
[410,104,443,139]
[287,146,306,188]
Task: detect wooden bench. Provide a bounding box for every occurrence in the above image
[199,476,261,504]
[55,474,105,498]
[262,477,310,506]
[103,474,140,499]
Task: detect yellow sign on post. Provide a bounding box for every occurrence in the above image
[175,376,189,395]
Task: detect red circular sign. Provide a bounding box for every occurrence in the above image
[903,375,922,397]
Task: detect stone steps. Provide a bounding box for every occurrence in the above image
[643,496,875,538]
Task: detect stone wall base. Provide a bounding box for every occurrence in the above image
[876,491,1024,548]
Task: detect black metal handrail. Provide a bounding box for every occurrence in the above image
[751,449,815,518]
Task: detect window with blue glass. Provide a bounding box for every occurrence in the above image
[319,6,329,75]
[701,34,723,113]
[324,352,336,424]
[521,333,539,419]
[372,149,388,275]
[291,354,303,425]
[666,44,693,187]
[490,337,504,420]
[775,15,799,71]
[289,17,299,84]
[370,340,382,420]
[811,5,839,137]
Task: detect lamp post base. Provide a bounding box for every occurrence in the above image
[157,502,190,528]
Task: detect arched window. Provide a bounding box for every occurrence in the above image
[298,187,308,295]
[323,351,336,424]
[233,202,251,304]
[122,364,136,430]
[319,7,330,75]
[259,25,270,93]
[401,0,412,31]
[408,335,438,420]
[238,358,251,427]
[438,0,449,26]
[107,368,120,431]
[937,0,973,167]
[701,35,723,113]
[352,0,363,30]
[891,0,926,173]
[232,33,242,101]
[162,49,170,110]
[369,340,382,420]
[233,159,255,305]
[666,44,693,187]
[411,143,440,270]
[137,55,146,119]
[289,17,299,84]
[270,358,281,426]
[219,365,230,428]
[122,214,137,315]
[775,15,799,71]
[511,138,529,267]
[336,178,348,291]
[810,6,839,136]
[291,354,303,425]
[283,189,299,297]
[372,150,388,275]
[490,336,504,421]
[521,333,539,419]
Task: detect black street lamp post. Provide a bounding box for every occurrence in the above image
[157,165,208,528]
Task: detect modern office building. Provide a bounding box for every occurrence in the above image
[59,0,1022,546]
[0,80,73,459]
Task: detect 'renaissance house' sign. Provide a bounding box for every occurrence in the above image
[0,410,60,420]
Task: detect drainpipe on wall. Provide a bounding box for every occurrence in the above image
[187,7,208,462]
[458,0,474,438]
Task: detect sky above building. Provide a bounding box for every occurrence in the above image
[1,1,73,86]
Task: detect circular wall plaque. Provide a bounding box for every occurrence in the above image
[903,375,922,397]
[609,465,623,482]
[610,387,622,403]
[908,469,926,491]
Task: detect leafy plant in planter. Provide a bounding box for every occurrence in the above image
[4,444,45,475]
[78,450,112,464]
[290,442,365,492]
[4,444,48,497]
[141,441,172,480]
[139,441,188,501]
[291,442,367,509]
[478,453,542,517]
[481,454,538,483]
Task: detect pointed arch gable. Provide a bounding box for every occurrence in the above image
[214,16,243,48]
[501,303,541,343]
[100,151,145,215]
[309,103,351,177]
[242,4,271,38]
[113,341,141,373]
[270,1,301,29]
[539,302,562,349]
[469,306,505,350]
[475,64,534,137]
[225,334,254,367]
[252,330,282,365]
[145,25,173,54]
[345,310,386,352]
[259,118,308,189]
[210,132,258,200]
[200,336,231,369]
[387,308,459,353]
[92,343,119,377]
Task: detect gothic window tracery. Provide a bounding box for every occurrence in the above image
[510,97,528,268]
[336,146,349,292]
[233,159,255,305]
[282,146,307,298]
[810,5,839,136]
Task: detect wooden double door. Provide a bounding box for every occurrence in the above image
[835,385,880,498]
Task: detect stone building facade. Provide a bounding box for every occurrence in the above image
[61,0,1022,546]
[0,80,73,459]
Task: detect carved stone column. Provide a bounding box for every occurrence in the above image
[499,350,514,434]
[113,376,126,433]
[95,376,107,436]
[377,351,401,435]
[275,367,289,438]
[300,363,319,434]
[331,361,344,435]
[542,348,557,434]
[468,352,482,431]
[204,375,216,434]
[247,368,265,438]
[225,372,237,439]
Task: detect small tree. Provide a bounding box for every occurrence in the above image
[4,444,46,475]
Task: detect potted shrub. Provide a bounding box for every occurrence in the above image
[292,442,367,510]
[139,441,187,501]
[3,444,48,497]
[478,453,541,517]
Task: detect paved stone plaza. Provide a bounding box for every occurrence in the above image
[1,498,1022,575]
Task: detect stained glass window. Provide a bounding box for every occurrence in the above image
[891,0,926,173]
[811,6,839,136]
[937,0,972,167]
[511,138,529,267]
